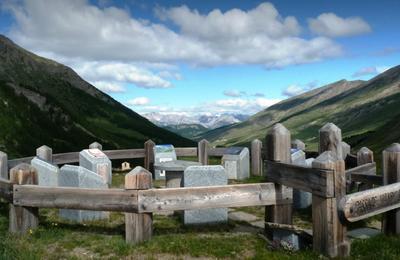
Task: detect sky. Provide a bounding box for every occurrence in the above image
[0,0,399,116]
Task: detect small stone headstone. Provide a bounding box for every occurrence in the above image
[59,165,108,222]
[291,150,311,209]
[154,144,177,180]
[182,165,228,225]
[31,157,59,187]
[121,162,131,171]
[79,149,112,186]
[222,147,250,180]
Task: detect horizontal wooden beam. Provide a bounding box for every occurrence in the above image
[175,147,197,157]
[138,183,290,213]
[103,149,145,160]
[13,185,138,212]
[265,160,334,197]
[208,148,228,157]
[53,152,78,164]
[0,178,13,202]
[339,182,400,222]
[346,162,376,178]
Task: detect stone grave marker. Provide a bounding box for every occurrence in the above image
[291,149,312,209]
[121,162,131,171]
[59,165,108,222]
[153,144,177,180]
[182,165,228,225]
[79,149,112,186]
[222,147,250,180]
[30,157,59,187]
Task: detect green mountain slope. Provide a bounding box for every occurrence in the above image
[163,124,209,140]
[203,65,400,157]
[0,35,194,158]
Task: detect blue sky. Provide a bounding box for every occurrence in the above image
[1,0,399,115]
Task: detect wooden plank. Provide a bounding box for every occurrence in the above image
[346,163,376,178]
[339,182,400,222]
[265,160,334,197]
[138,183,291,213]
[319,123,343,159]
[144,140,155,173]
[251,139,263,176]
[52,152,79,164]
[208,147,228,157]
[9,164,39,234]
[175,147,198,157]
[0,178,13,202]
[198,139,209,165]
[350,173,382,186]
[0,152,8,179]
[13,185,138,212]
[104,149,145,160]
[125,166,152,244]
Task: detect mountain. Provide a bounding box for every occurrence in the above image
[163,124,209,140]
[0,35,194,158]
[202,66,400,159]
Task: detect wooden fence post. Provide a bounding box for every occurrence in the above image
[264,124,293,238]
[89,142,102,150]
[9,163,39,234]
[382,143,400,235]
[319,123,343,159]
[36,145,53,162]
[251,139,262,176]
[312,151,349,257]
[144,140,155,173]
[357,147,374,191]
[0,151,8,179]
[125,166,152,244]
[291,139,305,151]
[341,141,351,160]
[198,139,209,165]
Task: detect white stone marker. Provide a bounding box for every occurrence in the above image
[153,144,177,180]
[59,165,108,222]
[30,157,59,187]
[221,147,250,180]
[182,165,228,225]
[79,149,112,186]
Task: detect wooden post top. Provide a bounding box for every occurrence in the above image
[36,145,52,162]
[252,139,262,144]
[384,143,400,153]
[144,139,155,146]
[125,166,152,190]
[9,163,38,185]
[199,139,209,144]
[269,123,290,135]
[89,142,103,150]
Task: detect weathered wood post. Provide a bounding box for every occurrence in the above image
[251,139,263,176]
[198,139,209,165]
[9,163,39,234]
[264,124,293,237]
[341,141,351,160]
[125,166,152,244]
[0,151,8,179]
[382,143,400,235]
[144,140,155,173]
[319,123,343,159]
[312,151,349,257]
[291,139,305,151]
[36,145,53,162]
[357,147,374,191]
[89,142,102,150]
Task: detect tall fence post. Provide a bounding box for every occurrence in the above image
[357,147,374,191]
[251,139,262,176]
[319,123,343,159]
[264,123,293,238]
[125,166,152,244]
[9,163,39,234]
[198,139,209,165]
[36,145,53,162]
[312,151,349,257]
[89,142,103,150]
[0,151,8,179]
[382,143,400,235]
[144,140,155,173]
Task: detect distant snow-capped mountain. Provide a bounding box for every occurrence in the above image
[144,112,250,129]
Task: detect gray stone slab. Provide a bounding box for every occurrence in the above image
[79,149,112,186]
[59,165,108,222]
[31,157,59,187]
[347,228,381,239]
[222,147,250,180]
[291,150,311,209]
[154,144,177,180]
[182,166,228,225]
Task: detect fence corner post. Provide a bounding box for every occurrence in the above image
[125,166,152,244]
[198,139,209,165]
[382,143,400,235]
[9,163,39,234]
[0,151,8,179]
[144,140,155,173]
[89,142,102,151]
[251,139,262,176]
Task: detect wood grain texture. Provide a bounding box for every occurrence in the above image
[208,147,229,157]
[382,143,400,235]
[0,178,13,202]
[265,161,334,197]
[0,151,7,179]
[36,145,52,162]
[125,166,152,244]
[144,140,155,173]
[346,163,377,178]
[251,139,263,176]
[198,139,209,165]
[319,123,343,159]
[138,183,291,213]
[175,147,198,157]
[9,163,39,234]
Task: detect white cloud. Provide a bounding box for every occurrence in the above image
[223,90,242,97]
[210,97,280,114]
[282,80,319,97]
[308,13,371,37]
[352,66,390,78]
[92,81,126,93]
[127,97,151,106]
[4,0,342,68]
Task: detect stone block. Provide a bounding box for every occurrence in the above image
[31,157,59,187]
[79,149,112,186]
[153,144,177,180]
[222,147,250,180]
